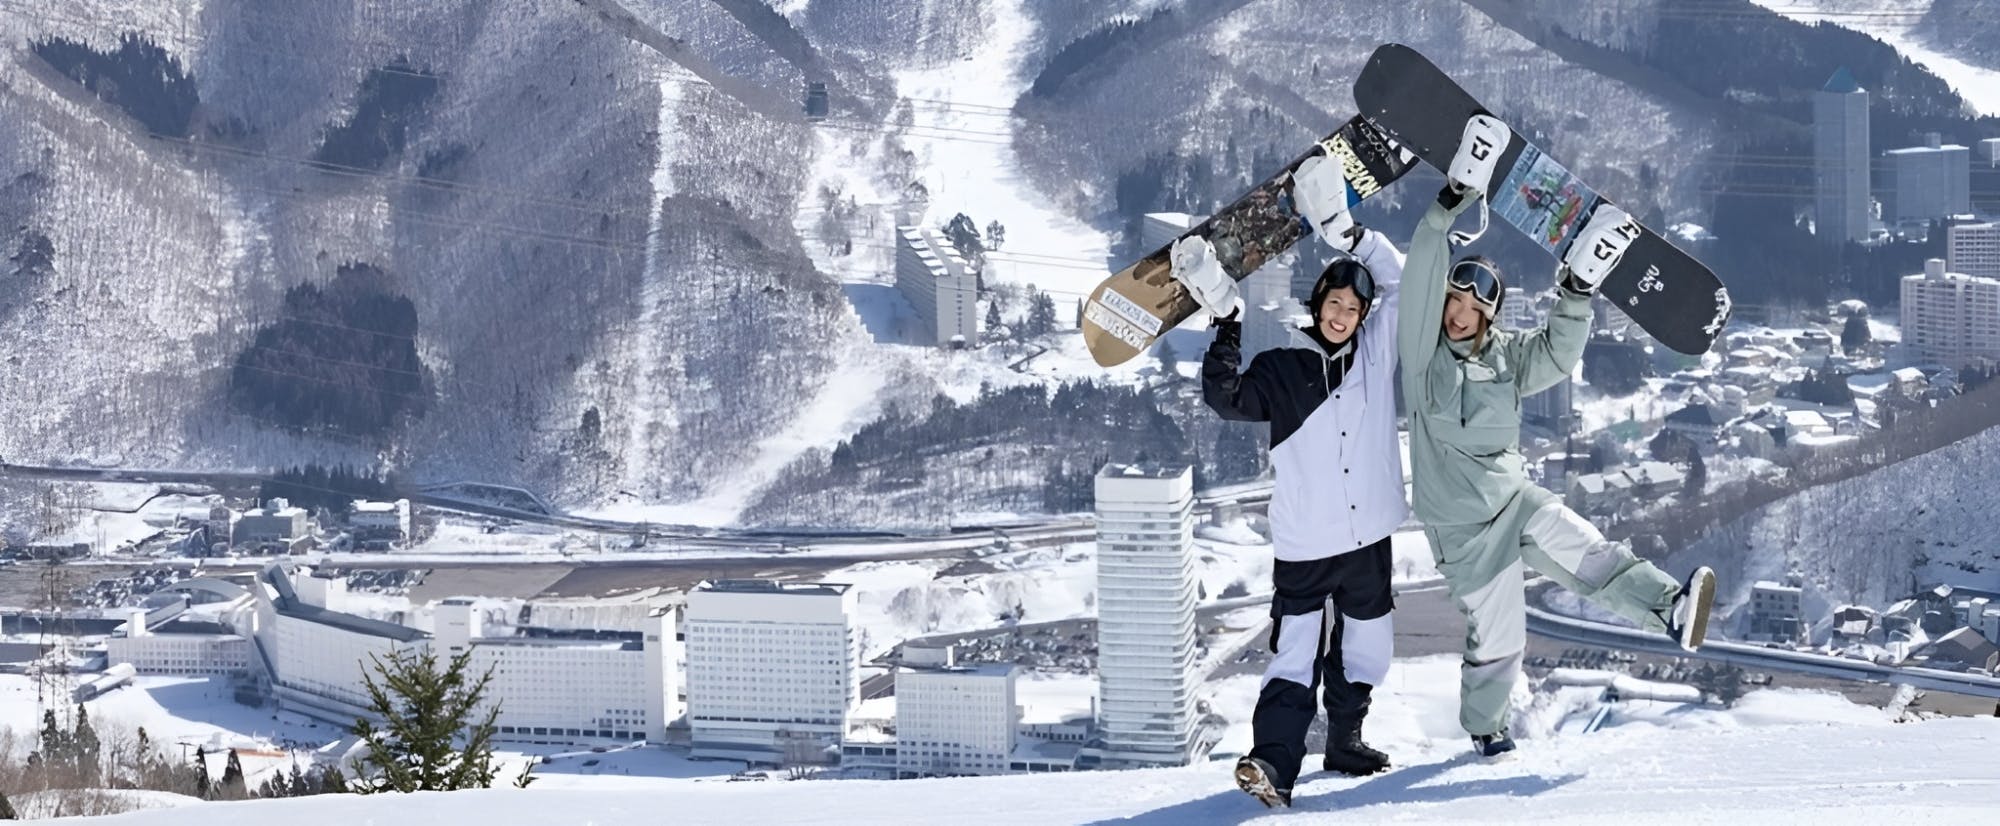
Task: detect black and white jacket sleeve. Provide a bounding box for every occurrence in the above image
[1201,317,1279,422]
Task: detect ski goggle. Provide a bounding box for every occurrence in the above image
[1315,258,1376,308]
[1448,259,1503,314]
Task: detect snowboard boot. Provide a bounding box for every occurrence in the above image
[1322,723,1391,776]
[1471,729,1516,759]
[1234,755,1291,808]
[1321,683,1389,777]
[1665,566,1718,651]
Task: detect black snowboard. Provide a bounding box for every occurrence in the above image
[1353,43,1732,355]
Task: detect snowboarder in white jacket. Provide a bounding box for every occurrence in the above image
[1401,113,1718,759]
[1172,153,1408,808]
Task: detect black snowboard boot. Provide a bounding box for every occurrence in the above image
[1323,721,1391,776]
[1322,680,1390,776]
[1234,755,1291,808]
[1471,729,1516,759]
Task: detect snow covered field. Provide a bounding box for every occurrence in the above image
[0,674,330,789]
[39,654,2000,824]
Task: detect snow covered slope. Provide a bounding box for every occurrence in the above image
[1753,0,2000,114]
[44,685,2000,823]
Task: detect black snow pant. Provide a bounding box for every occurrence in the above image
[1247,537,1395,790]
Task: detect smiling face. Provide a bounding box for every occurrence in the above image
[1444,289,1488,342]
[1317,286,1365,347]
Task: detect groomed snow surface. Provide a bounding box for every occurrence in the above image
[34,655,2000,824]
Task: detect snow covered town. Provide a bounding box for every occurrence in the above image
[4,0,2000,822]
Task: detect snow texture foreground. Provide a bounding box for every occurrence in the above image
[50,715,2000,824]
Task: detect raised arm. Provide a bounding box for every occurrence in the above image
[1201,318,1279,422]
[1512,201,1644,396]
[1398,191,1479,405]
[1508,283,1593,396]
[1350,228,1406,363]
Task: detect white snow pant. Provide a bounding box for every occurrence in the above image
[1425,485,1680,738]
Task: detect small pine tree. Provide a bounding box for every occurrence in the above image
[73,704,101,783]
[348,648,502,794]
[1022,290,1058,338]
[984,301,1002,335]
[1685,449,1708,496]
[1841,312,1871,354]
[289,762,308,797]
[192,750,210,800]
[1155,338,1179,379]
[321,764,348,794]
[219,749,248,800]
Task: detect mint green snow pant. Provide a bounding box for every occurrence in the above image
[1424,485,1680,738]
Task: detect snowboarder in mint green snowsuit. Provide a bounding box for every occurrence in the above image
[1400,113,1717,757]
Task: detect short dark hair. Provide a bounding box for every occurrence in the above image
[1310,258,1375,325]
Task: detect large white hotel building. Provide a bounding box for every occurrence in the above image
[1092,464,1204,769]
[684,579,860,764]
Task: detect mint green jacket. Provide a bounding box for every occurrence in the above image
[1397,198,1594,528]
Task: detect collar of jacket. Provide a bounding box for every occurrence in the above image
[1289,324,1356,362]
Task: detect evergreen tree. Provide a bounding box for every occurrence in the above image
[1685,448,1708,497]
[192,750,210,800]
[984,301,1002,336]
[35,708,73,777]
[219,748,248,800]
[289,762,309,797]
[322,765,348,795]
[985,220,1007,250]
[0,787,16,820]
[1022,290,1058,338]
[943,213,986,267]
[1841,312,1872,354]
[73,704,100,783]
[348,648,502,794]
[1156,337,1179,379]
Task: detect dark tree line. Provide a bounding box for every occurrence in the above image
[228,263,431,438]
[1026,13,1154,99]
[761,375,1275,524]
[1638,1,1987,133]
[314,58,442,171]
[31,35,199,137]
[259,464,397,515]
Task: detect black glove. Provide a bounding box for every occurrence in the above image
[1437,183,1470,210]
[1559,268,1599,298]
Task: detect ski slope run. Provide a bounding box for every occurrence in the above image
[54,711,2000,824]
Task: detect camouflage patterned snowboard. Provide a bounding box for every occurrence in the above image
[1083,114,1417,367]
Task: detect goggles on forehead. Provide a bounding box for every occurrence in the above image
[1315,258,1376,307]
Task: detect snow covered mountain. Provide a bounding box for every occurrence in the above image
[0,0,851,509]
[2,0,1995,528]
